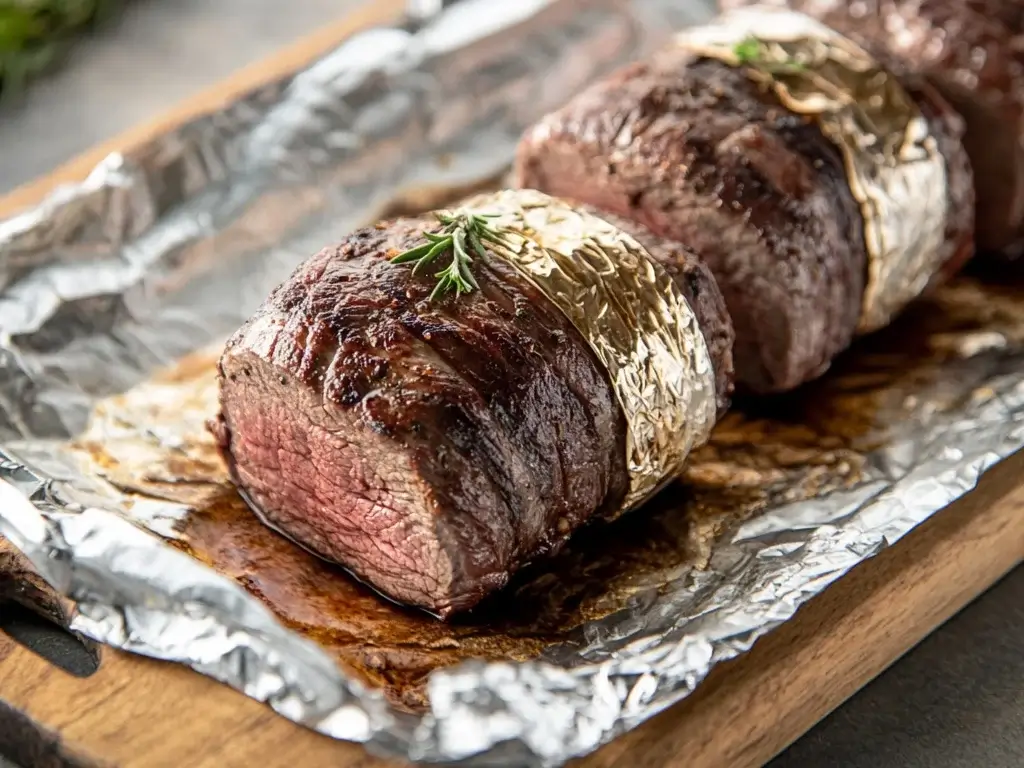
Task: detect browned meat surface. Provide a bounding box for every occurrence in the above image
[516,56,867,393]
[211,210,733,617]
[515,43,973,392]
[721,0,1021,260]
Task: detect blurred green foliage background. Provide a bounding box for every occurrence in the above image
[0,0,122,102]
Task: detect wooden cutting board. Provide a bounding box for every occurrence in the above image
[0,2,1022,766]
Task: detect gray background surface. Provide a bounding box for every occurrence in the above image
[0,1,1021,766]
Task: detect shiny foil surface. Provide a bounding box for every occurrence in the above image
[459,189,718,510]
[678,6,950,333]
[1,1,1024,766]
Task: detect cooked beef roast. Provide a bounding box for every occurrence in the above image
[214,7,986,618]
[211,202,733,617]
[516,56,865,394]
[515,43,973,393]
[721,0,1024,261]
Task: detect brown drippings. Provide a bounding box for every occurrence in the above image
[63,183,1024,712]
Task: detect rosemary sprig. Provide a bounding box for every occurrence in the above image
[390,210,507,301]
[733,35,806,74]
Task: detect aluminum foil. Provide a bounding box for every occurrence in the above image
[1,1,1023,766]
[458,189,718,510]
[678,6,950,333]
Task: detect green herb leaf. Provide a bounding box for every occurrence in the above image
[732,35,806,74]
[732,36,762,64]
[390,209,508,301]
[0,1,126,102]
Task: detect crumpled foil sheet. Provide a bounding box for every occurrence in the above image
[1,0,1023,766]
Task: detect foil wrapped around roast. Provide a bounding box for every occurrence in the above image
[457,189,720,506]
[719,0,1024,264]
[678,6,951,333]
[212,188,727,616]
[1,1,1023,767]
[515,6,974,394]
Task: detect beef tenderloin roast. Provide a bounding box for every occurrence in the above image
[721,0,1024,261]
[514,31,973,393]
[211,198,733,617]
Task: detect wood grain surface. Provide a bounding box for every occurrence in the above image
[0,1,1022,766]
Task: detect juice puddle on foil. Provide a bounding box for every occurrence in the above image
[67,262,1024,712]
